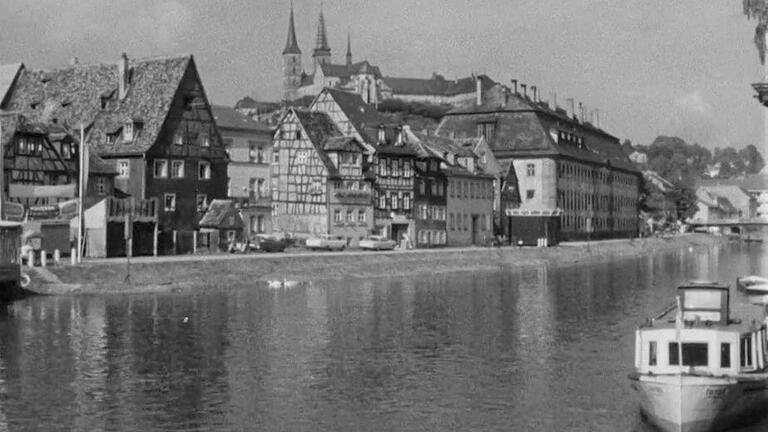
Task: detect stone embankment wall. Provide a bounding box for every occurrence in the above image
[30,234,731,295]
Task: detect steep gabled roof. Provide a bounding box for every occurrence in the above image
[323,136,365,152]
[199,199,242,228]
[6,55,194,157]
[320,88,380,143]
[0,63,24,109]
[292,109,342,177]
[319,61,382,79]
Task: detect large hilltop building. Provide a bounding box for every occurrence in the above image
[278,5,495,107]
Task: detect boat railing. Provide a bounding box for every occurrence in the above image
[642,301,677,327]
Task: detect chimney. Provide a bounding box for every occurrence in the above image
[118,52,129,100]
[531,86,538,102]
[475,75,483,105]
[504,86,509,106]
[511,79,518,95]
[521,84,527,99]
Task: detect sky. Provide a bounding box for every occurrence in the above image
[0,0,766,152]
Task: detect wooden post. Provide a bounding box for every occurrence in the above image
[27,250,34,268]
[172,230,177,255]
[193,230,197,254]
[40,251,47,267]
[53,249,60,265]
[153,222,159,256]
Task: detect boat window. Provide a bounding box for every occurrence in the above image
[668,342,708,366]
[721,343,730,368]
[648,341,657,366]
[741,337,753,368]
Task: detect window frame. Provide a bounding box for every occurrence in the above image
[171,159,185,179]
[117,160,130,178]
[163,193,176,212]
[154,159,169,178]
[198,160,212,180]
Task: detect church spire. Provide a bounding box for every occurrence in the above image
[346,33,352,66]
[283,2,301,55]
[312,2,332,71]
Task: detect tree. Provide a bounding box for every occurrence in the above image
[743,0,768,64]
[738,144,766,173]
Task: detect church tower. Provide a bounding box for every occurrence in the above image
[346,33,352,67]
[312,5,331,72]
[282,3,302,102]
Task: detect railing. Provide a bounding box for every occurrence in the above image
[107,197,159,221]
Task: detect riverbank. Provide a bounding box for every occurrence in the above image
[25,233,732,295]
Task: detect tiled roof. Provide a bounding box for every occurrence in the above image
[437,85,637,173]
[88,152,117,175]
[323,136,364,152]
[293,109,342,178]
[320,61,382,79]
[6,55,194,156]
[199,199,240,228]
[413,132,475,158]
[321,88,380,143]
[382,74,495,97]
[0,63,24,109]
[211,105,272,132]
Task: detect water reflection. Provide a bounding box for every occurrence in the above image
[0,243,765,431]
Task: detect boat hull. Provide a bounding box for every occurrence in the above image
[631,374,768,432]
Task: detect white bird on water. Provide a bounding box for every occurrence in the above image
[267,276,301,289]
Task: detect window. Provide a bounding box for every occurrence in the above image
[741,337,753,367]
[196,194,207,212]
[379,192,387,209]
[358,209,366,223]
[61,143,72,160]
[391,193,399,210]
[431,181,438,196]
[201,134,210,147]
[117,160,129,178]
[669,342,708,366]
[347,209,355,223]
[476,122,496,141]
[248,141,264,163]
[171,160,184,178]
[164,193,176,212]
[526,190,535,200]
[334,209,342,222]
[123,122,133,142]
[403,193,411,210]
[96,177,107,195]
[154,159,168,178]
[227,230,236,241]
[174,132,184,146]
[721,343,731,368]
[419,179,426,195]
[199,161,211,180]
[257,215,265,233]
[648,341,657,366]
[273,150,280,163]
[403,161,412,178]
[450,213,455,231]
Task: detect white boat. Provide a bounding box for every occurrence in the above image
[736,275,768,292]
[630,281,768,432]
[267,278,302,289]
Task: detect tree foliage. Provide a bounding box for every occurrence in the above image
[744,0,768,64]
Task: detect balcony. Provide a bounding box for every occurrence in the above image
[107,197,159,222]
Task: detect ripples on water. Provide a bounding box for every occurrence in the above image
[0,242,766,431]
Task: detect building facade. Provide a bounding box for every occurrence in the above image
[436,83,641,241]
[271,108,373,246]
[211,105,273,237]
[5,54,229,254]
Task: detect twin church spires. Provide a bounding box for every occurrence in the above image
[282,3,353,101]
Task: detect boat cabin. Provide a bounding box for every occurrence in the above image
[634,282,768,376]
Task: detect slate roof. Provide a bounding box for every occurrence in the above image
[436,84,637,173]
[233,96,280,112]
[211,105,272,132]
[6,55,195,157]
[283,6,302,55]
[323,136,365,152]
[382,74,495,97]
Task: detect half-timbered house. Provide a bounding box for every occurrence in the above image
[4,54,228,254]
[271,108,373,245]
[309,87,377,155]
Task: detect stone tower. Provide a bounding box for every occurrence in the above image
[312,6,331,72]
[282,4,302,102]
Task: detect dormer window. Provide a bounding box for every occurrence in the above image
[174,132,184,146]
[123,122,134,142]
[200,133,210,147]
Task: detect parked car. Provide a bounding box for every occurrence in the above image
[305,234,347,251]
[359,235,396,251]
[251,234,286,252]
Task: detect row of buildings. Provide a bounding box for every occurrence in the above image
[0,5,642,257]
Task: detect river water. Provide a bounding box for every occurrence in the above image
[0,241,766,431]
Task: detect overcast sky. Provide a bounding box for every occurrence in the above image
[0,0,765,151]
